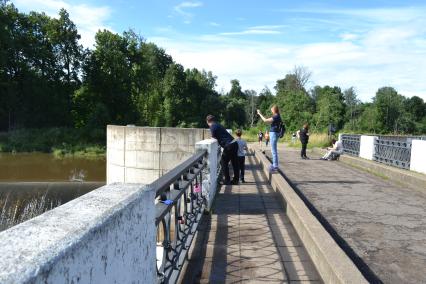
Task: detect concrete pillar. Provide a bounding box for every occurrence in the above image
[195,139,219,211]
[107,125,126,183]
[160,128,204,175]
[410,140,426,174]
[107,126,207,184]
[359,135,377,160]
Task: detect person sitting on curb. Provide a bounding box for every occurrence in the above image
[206,115,239,185]
[321,138,343,160]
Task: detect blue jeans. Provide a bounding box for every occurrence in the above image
[270,131,279,168]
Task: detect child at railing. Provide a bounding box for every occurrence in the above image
[236,129,248,183]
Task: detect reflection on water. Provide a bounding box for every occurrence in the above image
[0,153,106,182]
[0,153,106,231]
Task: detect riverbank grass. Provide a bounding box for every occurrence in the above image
[0,128,105,158]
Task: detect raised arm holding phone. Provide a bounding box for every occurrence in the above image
[257,106,281,172]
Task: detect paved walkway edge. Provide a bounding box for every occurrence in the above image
[252,146,368,284]
[340,153,426,191]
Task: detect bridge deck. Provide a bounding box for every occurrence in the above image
[182,154,322,283]
[272,146,426,284]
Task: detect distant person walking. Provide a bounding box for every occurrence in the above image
[236,129,248,183]
[291,132,297,144]
[257,105,282,172]
[265,131,270,147]
[297,124,310,159]
[206,115,239,185]
[258,130,264,148]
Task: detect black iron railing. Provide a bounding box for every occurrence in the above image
[153,149,207,284]
[340,134,361,156]
[374,137,412,170]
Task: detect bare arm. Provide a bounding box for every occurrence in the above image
[257,110,273,124]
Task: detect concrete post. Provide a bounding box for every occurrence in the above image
[195,139,219,211]
[359,135,377,160]
[410,140,426,174]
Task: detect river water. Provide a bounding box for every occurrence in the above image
[0,153,106,182]
[0,153,106,232]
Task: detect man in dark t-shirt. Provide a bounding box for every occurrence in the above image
[206,115,239,185]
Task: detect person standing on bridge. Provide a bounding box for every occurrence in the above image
[297,123,310,159]
[206,115,240,185]
[257,106,282,172]
[235,129,248,183]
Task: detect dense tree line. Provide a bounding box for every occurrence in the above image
[1,2,425,136]
[261,68,426,134]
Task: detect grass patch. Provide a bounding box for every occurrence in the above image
[240,127,333,148]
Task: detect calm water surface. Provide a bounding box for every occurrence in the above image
[0,153,106,182]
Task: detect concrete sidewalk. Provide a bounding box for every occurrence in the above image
[272,146,426,284]
[181,154,322,283]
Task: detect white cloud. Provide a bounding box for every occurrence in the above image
[148,6,426,101]
[174,1,203,23]
[150,17,426,102]
[219,24,285,36]
[340,33,359,41]
[13,0,112,48]
[220,29,281,36]
[209,22,220,27]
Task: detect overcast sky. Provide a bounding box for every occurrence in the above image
[13,0,426,101]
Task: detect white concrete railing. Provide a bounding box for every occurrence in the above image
[0,136,220,284]
[0,183,156,284]
[340,134,426,174]
[196,139,220,211]
[410,140,426,174]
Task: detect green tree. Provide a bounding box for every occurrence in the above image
[228,79,246,100]
[343,87,361,131]
[373,87,406,133]
[275,74,313,131]
[312,86,346,131]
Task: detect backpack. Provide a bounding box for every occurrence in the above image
[278,122,286,138]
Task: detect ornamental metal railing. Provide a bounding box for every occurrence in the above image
[340,134,361,156]
[377,135,426,141]
[373,137,412,170]
[154,149,207,284]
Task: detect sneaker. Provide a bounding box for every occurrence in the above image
[222,180,231,185]
[231,180,239,185]
[305,156,310,160]
[241,179,246,183]
[269,167,279,173]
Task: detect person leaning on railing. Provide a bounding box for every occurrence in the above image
[206,115,240,185]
